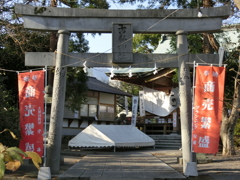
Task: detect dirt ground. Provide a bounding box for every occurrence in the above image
[2,147,240,180]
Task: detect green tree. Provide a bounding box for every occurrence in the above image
[133,34,162,53]
[113,81,141,112]
[69,33,90,53]
[65,67,89,112]
[0,82,19,147]
[221,45,240,155]
[0,23,50,95]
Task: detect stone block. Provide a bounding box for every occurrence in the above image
[177,157,183,165]
[37,167,51,180]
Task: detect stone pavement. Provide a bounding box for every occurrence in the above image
[58,150,186,180]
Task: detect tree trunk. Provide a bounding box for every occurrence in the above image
[233,0,240,9]
[221,108,237,156]
[48,32,57,86]
[221,53,240,156]
[221,84,239,155]
[202,33,215,54]
[202,0,215,54]
[48,0,58,87]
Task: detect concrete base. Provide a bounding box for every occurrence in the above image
[185,162,198,177]
[37,167,51,180]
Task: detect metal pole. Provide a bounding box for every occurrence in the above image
[191,61,197,162]
[43,66,47,167]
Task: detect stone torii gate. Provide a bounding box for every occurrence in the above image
[15,4,230,175]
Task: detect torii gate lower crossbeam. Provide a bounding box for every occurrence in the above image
[25,52,219,68]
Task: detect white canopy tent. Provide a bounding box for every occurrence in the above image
[68,124,155,151]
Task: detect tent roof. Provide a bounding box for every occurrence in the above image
[87,76,132,97]
[68,124,155,148]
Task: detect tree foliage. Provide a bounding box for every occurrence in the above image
[0,83,20,147]
[65,68,89,112]
[110,80,141,112]
[79,0,110,8]
[0,22,50,95]
[133,34,162,53]
[69,33,90,53]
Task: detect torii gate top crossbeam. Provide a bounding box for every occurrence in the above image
[14,4,230,33]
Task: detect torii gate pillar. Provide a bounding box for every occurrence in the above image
[176,30,196,175]
[46,30,70,174]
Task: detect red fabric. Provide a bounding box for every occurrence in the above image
[192,66,225,154]
[18,70,44,157]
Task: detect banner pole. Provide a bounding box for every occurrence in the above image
[191,61,197,162]
[43,66,47,167]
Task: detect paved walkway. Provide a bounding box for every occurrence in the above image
[58,150,186,180]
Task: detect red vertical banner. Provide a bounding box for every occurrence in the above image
[192,66,225,154]
[18,70,44,157]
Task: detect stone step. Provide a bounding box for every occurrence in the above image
[155,142,182,146]
[155,143,181,147]
[155,145,181,149]
[155,139,182,143]
[149,135,181,140]
[149,135,182,149]
[155,143,182,148]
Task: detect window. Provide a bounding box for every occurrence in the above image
[99,105,107,113]
[80,104,88,116]
[80,104,97,117]
[99,104,115,121]
[89,105,97,116]
[108,106,114,113]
